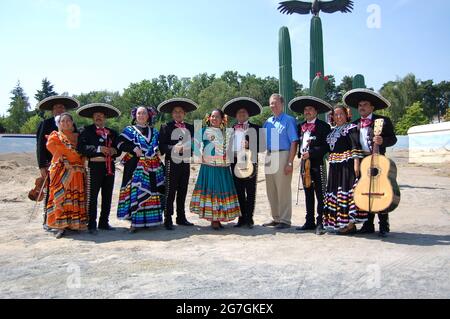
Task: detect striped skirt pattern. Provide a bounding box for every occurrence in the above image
[190,164,241,222]
[46,163,88,231]
[117,157,165,228]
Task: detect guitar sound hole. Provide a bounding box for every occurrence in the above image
[370,168,380,177]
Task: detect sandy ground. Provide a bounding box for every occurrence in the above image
[0,151,449,299]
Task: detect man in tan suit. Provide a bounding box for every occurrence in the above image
[263,94,299,229]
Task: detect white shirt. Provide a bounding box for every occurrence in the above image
[233,121,249,152]
[301,118,317,155]
[359,113,373,153]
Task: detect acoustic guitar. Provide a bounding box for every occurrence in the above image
[354,119,401,213]
[234,149,255,179]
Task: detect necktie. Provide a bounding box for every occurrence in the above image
[96,128,113,176]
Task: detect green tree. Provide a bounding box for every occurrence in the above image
[395,102,429,135]
[20,114,42,134]
[444,107,450,122]
[35,78,58,118]
[7,81,31,133]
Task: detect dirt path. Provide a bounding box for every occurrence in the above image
[0,152,449,299]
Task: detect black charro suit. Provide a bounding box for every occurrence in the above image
[77,124,121,230]
[353,114,397,232]
[229,122,264,227]
[159,121,194,226]
[298,118,332,227]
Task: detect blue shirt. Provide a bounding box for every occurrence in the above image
[263,113,299,151]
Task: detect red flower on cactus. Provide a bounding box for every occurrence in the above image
[316,72,322,78]
[324,76,329,81]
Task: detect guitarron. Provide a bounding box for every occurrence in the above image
[354,119,401,213]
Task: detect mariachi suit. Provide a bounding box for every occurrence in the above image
[229,122,263,226]
[77,124,121,230]
[353,114,397,232]
[159,121,194,225]
[298,119,332,227]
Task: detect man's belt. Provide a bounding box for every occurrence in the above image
[89,157,107,163]
[267,150,289,154]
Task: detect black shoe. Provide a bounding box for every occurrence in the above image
[164,223,174,231]
[176,219,194,226]
[88,229,98,235]
[234,223,244,228]
[296,223,316,231]
[263,221,279,227]
[315,224,326,236]
[358,224,375,234]
[379,227,389,238]
[98,224,116,231]
[379,230,388,238]
[245,223,254,229]
[275,223,291,229]
[338,224,357,236]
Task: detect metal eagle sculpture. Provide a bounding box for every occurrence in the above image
[278,0,354,16]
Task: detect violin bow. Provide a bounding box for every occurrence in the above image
[28,173,49,223]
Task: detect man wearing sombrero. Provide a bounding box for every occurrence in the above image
[77,103,122,234]
[223,97,264,229]
[158,98,197,230]
[289,96,332,235]
[36,95,80,230]
[344,89,397,237]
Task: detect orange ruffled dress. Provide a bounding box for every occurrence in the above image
[46,131,88,231]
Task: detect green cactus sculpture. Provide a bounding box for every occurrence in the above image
[279,26,294,114]
[310,16,324,89]
[310,74,327,121]
[351,74,367,121]
[353,74,366,89]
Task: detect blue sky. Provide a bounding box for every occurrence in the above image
[1,0,449,115]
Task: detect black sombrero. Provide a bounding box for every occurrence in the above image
[343,89,391,110]
[157,98,199,114]
[289,96,332,114]
[76,103,121,118]
[222,97,263,118]
[37,96,80,111]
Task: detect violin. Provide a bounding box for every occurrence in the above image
[28,176,48,202]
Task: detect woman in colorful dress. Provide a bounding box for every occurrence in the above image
[190,109,241,230]
[323,105,367,235]
[117,106,165,233]
[46,113,88,239]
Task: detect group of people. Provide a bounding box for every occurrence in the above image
[35,88,397,239]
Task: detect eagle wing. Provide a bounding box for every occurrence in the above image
[320,0,354,14]
[277,1,312,15]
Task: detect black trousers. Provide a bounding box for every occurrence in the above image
[87,162,115,230]
[364,212,390,231]
[303,163,327,226]
[360,155,390,231]
[231,164,257,225]
[164,160,190,222]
